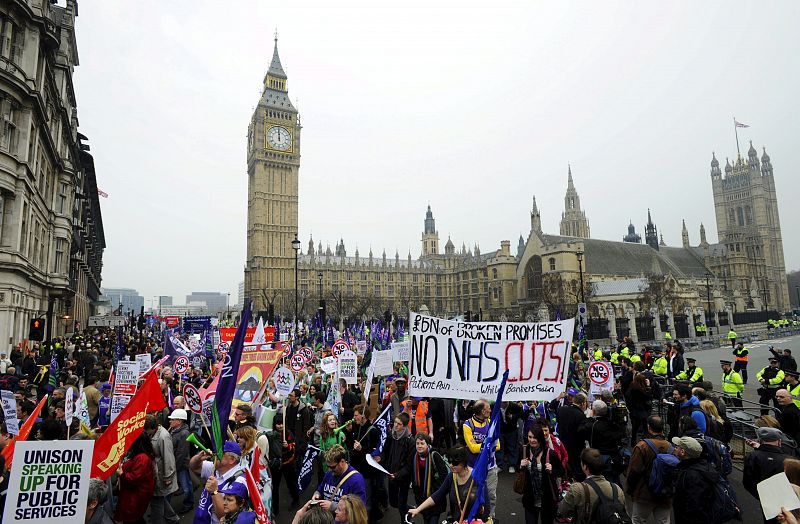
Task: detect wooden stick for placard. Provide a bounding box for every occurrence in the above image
[282,396,287,443]
[200,415,214,443]
[227,427,236,440]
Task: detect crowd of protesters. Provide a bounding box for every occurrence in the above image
[1,319,800,524]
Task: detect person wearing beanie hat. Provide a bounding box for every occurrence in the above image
[743,425,791,500]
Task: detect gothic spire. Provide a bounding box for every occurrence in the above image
[268,31,287,80]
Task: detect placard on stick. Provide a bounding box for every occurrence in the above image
[4,439,94,523]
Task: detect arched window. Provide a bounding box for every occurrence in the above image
[525,256,543,303]
[548,258,556,271]
[492,268,498,279]
[737,207,744,226]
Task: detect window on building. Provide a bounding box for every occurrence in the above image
[737,207,744,226]
[57,182,68,214]
[361,273,367,281]
[374,285,380,295]
[492,268,498,279]
[525,255,543,303]
[549,258,556,271]
[0,94,19,153]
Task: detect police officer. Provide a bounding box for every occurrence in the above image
[756,357,785,414]
[784,370,800,409]
[651,348,668,378]
[609,347,620,365]
[727,328,738,348]
[720,360,744,409]
[732,342,749,384]
[675,357,703,383]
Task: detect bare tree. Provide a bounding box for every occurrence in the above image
[638,273,680,312]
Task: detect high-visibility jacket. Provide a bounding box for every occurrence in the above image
[733,346,749,363]
[728,330,737,340]
[756,367,785,389]
[609,351,619,364]
[664,332,672,340]
[594,349,603,360]
[630,355,642,364]
[402,399,431,436]
[620,347,630,359]
[788,382,800,408]
[721,371,744,395]
[676,366,703,383]
[652,357,668,377]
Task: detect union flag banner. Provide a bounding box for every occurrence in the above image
[218,324,280,408]
[91,372,166,480]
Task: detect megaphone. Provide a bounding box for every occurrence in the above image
[187,433,211,454]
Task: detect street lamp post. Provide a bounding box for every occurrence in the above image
[292,234,301,349]
[795,286,800,312]
[575,250,586,303]
[317,271,324,321]
[226,293,230,322]
[706,272,713,336]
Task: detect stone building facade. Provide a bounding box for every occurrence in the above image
[244,43,790,331]
[0,0,104,350]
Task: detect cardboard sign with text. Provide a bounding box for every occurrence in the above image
[407,312,573,401]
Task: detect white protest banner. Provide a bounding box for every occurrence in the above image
[135,354,152,377]
[338,350,358,385]
[76,390,90,427]
[364,356,376,401]
[3,439,94,523]
[274,367,296,397]
[320,356,338,374]
[110,361,139,422]
[201,395,215,426]
[373,350,394,376]
[356,340,367,356]
[407,312,574,401]
[587,360,614,400]
[391,341,410,362]
[65,386,74,427]
[1,390,19,435]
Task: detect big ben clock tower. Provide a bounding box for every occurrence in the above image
[245,36,301,315]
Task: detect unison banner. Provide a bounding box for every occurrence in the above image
[407,312,574,402]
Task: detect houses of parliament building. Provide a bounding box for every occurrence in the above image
[244,41,790,334]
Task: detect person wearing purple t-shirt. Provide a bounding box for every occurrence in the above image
[310,444,367,514]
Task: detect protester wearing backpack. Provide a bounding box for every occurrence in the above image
[624,416,672,524]
[672,436,716,524]
[557,448,630,524]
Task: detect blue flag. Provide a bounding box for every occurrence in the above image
[297,445,321,492]
[467,370,510,521]
[214,301,252,453]
[47,347,58,393]
[371,404,393,457]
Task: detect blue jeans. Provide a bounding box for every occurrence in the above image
[176,469,193,511]
[498,431,519,469]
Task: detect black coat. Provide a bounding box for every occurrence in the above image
[673,458,716,524]
[556,403,586,450]
[743,444,790,499]
[348,421,380,479]
[382,431,415,485]
[520,447,564,511]
[780,404,800,442]
[578,417,625,456]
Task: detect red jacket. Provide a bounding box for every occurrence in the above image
[114,453,155,521]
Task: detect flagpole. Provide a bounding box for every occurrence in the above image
[734,116,740,159]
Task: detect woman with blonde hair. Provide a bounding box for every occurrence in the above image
[334,494,368,524]
[235,425,273,518]
[700,399,729,442]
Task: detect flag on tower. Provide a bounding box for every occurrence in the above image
[735,119,749,128]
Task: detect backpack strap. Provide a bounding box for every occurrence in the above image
[585,476,616,504]
[582,482,591,520]
[644,438,673,456]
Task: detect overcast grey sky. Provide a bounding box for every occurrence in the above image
[72,1,800,305]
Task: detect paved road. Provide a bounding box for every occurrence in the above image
[178,334,800,524]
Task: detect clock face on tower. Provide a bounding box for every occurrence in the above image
[266,125,292,151]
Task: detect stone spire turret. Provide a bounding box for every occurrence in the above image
[559,165,590,238]
[681,219,689,248]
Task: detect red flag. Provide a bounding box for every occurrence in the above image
[244,467,270,524]
[91,372,166,480]
[2,394,48,468]
[251,447,261,479]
